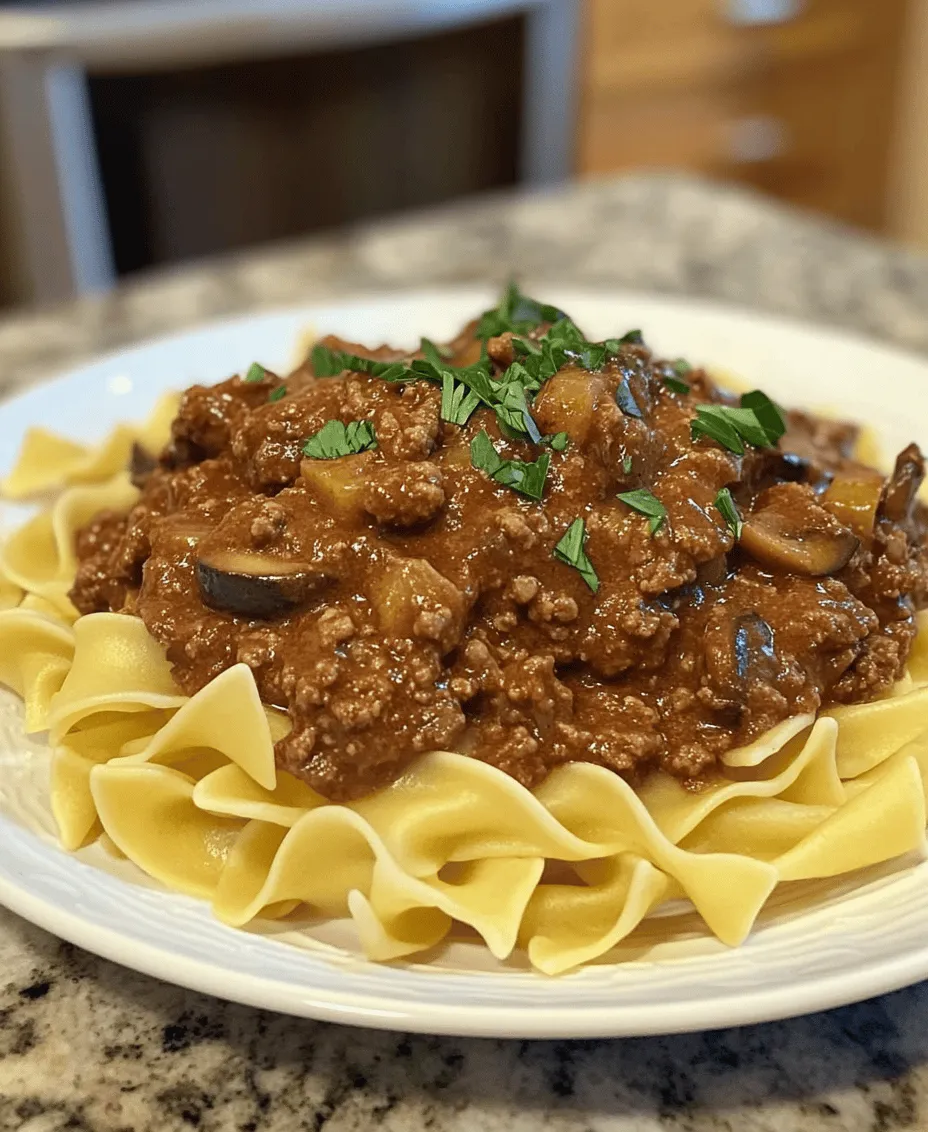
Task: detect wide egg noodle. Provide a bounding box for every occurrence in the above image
[210,806,545,960]
[517,854,670,976]
[907,610,928,686]
[532,764,779,946]
[639,717,842,845]
[0,474,139,601]
[0,565,22,611]
[719,713,815,768]
[0,392,179,500]
[90,762,245,900]
[0,608,75,732]
[824,685,928,779]
[48,611,186,740]
[108,663,278,790]
[51,711,175,849]
[773,755,927,882]
[193,763,325,827]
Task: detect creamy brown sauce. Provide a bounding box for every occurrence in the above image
[69,301,928,801]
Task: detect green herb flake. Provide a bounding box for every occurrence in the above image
[690,390,785,455]
[672,358,693,376]
[618,488,667,535]
[476,282,567,340]
[691,406,745,454]
[740,389,787,442]
[421,337,451,369]
[714,487,743,540]
[553,518,599,593]
[548,432,569,452]
[245,362,267,383]
[622,455,633,475]
[440,372,480,426]
[302,419,377,460]
[268,385,287,403]
[663,374,690,395]
[618,329,644,345]
[470,428,550,501]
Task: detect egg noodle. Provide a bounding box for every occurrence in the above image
[1,401,927,974]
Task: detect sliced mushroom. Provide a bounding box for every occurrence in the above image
[879,443,925,523]
[704,608,777,708]
[129,442,157,487]
[196,549,329,618]
[740,483,859,576]
[734,613,776,684]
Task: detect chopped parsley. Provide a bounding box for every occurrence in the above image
[547,432,569,452]
[245,362,267,383]
[663,360,692,395]
[714,487,743,540]
[441,372,481,426]
[618,488,667,535]
[663,374,690,395]
[553,518,599,593]
[420,337,451,369]
[622,455,633,475]
[470,429,550,501]
[617,329,644,345]
[310,345,410,383]
[268,385,287,403]
[302,419,377,459]
[691,391,786,455]
[476,281,566,339]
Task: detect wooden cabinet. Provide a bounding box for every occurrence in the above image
[577,0,909,231]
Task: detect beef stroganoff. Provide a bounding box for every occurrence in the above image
[2,286,927,974]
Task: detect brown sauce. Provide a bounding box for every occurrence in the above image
[69,296,928,800]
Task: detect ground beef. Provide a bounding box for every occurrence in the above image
[69,299,928,800]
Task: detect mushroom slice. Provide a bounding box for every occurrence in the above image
[879,443,925,523]
[740,483,859,576]
[196,549,329,618]
[129,441,157,487]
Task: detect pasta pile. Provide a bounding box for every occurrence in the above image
[1,403,927,973]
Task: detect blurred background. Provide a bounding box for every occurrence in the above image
[0,0,924,310]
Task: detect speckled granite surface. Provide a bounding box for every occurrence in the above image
[3,172,928,1130]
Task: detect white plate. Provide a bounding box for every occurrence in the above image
[1,286,928,1038]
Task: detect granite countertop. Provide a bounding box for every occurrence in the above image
[2,172,928,1131]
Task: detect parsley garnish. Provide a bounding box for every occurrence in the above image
[553,518,599,593]
[476,282,566,339]
[470,429,549,500]
[421,337,450,366]
[440,372,481,426]
[618,488,667,535]
[548,432,569,452]
[302,420,377,459]
[714,487,743,540]
[691,391,786,455]
[245,362,267,383]
[618,329,644,345]
[268,385,287,403]
[663,360,691,395]
[310,345,411,383]
[622,455,633,475]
